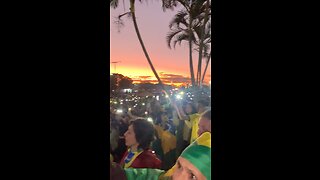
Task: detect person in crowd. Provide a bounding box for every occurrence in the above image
[110,132,211,180]
[171,131,211,180]
[153,110,177,170]
[110,159,127,180]
[175,99,210,144]
[173,102,197,154]
[198,109,211,136]
[188,99,210,142]
[113,115,129,163]
[120,118,161,169]
[110,120,120,154]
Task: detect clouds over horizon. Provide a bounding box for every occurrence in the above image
[128,72,211,85]
[130,72,190,85]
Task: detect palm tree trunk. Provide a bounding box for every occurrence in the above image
[129,0,164,88]
[188,16,196,87]
[201,50,211,84]
[197,0,210,87]
[129,0,184,120]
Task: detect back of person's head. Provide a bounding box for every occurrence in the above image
[183,102,197,115]
[198,99,210,108]
[130,118,156,150]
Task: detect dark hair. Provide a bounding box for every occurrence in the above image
[198,99,210,107]
[130,118,155,150]
[183,102,197,115]
[201,109,211,121]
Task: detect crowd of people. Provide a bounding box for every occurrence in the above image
[110,88,212,179]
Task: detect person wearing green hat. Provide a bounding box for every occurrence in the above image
[114,132,211,180]
[172,131,211,180]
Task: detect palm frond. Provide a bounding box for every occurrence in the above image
[110,0,119,9]
[166,29,185,49]
[172,33,190,49]
[161,0,178,11]
[169,10,188,29]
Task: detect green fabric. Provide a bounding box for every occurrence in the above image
[180,145,211,180]
[125,168,165,180]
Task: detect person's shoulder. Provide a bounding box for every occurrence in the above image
[140,149,157,157]
[134,150,161,168]
[139,149,161,162]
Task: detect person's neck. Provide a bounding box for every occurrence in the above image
[130,144,139,152]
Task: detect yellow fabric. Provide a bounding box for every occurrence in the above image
[156,124,176,154]
[196,132,211,148]
[124,150,144,168]
[162,164,177,177]
[110,154,114,162]
[189,113,200,143]
[161,130,177,154]
[154,125,164,140]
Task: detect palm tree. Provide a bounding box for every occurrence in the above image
[194,15,211,86]
[166,0,207,87]
[166,10,197,87]
[110,0,167,91]
[195,0,211,87]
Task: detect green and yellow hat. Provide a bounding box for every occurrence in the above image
[180,132,211,180]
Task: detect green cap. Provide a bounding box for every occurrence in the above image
[180,132,211,180]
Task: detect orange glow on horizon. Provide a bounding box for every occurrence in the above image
[110,65,211,86]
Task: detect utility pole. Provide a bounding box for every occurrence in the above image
[111,61,121,73]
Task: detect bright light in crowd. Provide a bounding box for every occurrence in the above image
[142,103,145,106]
[128,108,132,111]
[156,96,159,101]
[153,96,155,98]
[176,94,182,100]
[114,102,118,104]
[116,109,123,114]
[120,102,123,105]
[147,117,153,123]
[180,91,184,95]
[145,111,148,115]
[165,95,169,98]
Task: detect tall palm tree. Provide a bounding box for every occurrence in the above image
[194,15,211,86]
[195,0,211,87]
[166,10,196,87]
[110,0,166,91]
[166,0,207,87]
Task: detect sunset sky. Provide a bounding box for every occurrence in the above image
[110,0,211,86]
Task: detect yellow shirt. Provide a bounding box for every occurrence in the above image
[185,113,200,143]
